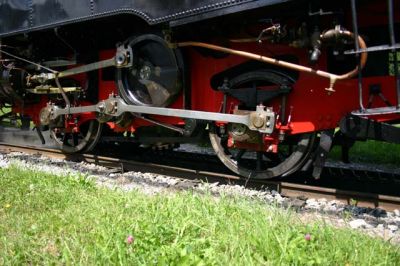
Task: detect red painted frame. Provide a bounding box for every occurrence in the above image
[11,1,400,143]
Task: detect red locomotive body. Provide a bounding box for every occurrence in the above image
[0,0,399,179]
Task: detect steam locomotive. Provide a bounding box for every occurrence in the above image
[0,0,399,179]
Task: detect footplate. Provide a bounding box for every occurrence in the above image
[340,115,400,144]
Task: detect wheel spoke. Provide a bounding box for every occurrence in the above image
[150,66,178,85]
[265,152,282,164]
[138,79,171,106]
[289,144,294,155]
[256,152,263,171]
[72,134,79,147]
[235,149,246,161]
[51,120,102,154]
[62,133,69,145]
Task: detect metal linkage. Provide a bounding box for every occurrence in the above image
[55,77,71,107]
[350,0,365,111]
[44,95,276,134]
[345,0,400,56]
[345,44,400,54]
[28,45,133,83]
[347,0,400,111]
[388,0,400,108]
[312,130,335,179]
[0,47,57,73]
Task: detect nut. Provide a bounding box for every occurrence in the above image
[105,101,118,114]
[251,114,265,128]
[39,107,52,125]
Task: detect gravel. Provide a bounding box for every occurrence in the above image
[0,150,399,244]
[349,219,370,229]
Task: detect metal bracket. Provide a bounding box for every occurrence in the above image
[312,130,335,179]
[340,115,400,144]
[46,95,276,134]
[27,86,81,94]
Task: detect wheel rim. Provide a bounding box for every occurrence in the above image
[50,120,102,153]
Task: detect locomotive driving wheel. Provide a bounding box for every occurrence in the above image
[50,120,102,154]
[117,34,182,107]
[209,69,316,179]
[209,128,315,179]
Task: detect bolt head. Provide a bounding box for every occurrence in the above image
[252,115,265,128]
[116,53,126,66]
[139,65,151,80]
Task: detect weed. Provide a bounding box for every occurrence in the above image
[0,165,399,264]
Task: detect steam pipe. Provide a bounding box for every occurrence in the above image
[319,29,368,80]
[177,29,367,93]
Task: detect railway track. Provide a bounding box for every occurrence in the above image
[0,142,399,211]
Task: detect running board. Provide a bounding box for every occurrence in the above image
[351,106,400,116]
[345,44,400,54]
[340,115,400,144]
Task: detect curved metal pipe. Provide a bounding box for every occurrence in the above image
[177,29,367,93]
[320,29,368,80]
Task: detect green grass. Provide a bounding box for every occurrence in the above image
[330,140,400,166]
[0,165,399,265]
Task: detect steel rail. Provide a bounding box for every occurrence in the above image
[0,143,399,211]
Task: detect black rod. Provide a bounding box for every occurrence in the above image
[351,0,365,111]
[388,0,396,45]
[388,0,400,108]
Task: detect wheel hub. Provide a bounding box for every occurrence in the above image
[139,65,152,80]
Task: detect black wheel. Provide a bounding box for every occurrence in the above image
[209,69,315,179]
[50,120,102,153]
[210,127,315,179]
[117,34,182,107]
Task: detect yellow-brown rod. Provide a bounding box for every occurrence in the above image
[177,30,367,92]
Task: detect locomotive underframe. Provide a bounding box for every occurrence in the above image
[1,0,400,179]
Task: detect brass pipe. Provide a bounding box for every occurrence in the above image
[177,29,367,93]
[320,29,368,80]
